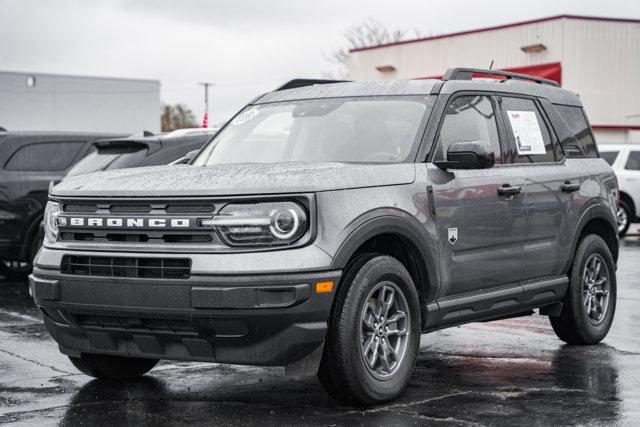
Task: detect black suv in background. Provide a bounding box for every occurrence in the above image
[0,131,125,273]
[66,128,218,177]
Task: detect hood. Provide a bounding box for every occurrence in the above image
[51,162,416,197]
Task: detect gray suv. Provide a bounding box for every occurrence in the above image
[31,68,619,406]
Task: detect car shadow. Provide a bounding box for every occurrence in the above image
[58,344,622,424]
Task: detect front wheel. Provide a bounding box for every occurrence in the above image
[318,254,421,406]
[550,234,616,344]
[69,353,158,380]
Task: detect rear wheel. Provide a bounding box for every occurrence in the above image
[69,353,158,380]
[550,234,616,344]
[318,254,421,406]
[617,200,631,237]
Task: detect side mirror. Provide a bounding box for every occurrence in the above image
[434,141,495,170]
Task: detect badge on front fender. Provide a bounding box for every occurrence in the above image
[448,228,458,245]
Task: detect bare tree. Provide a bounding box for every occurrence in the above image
[325,18,422,78]
[161,104,198,131]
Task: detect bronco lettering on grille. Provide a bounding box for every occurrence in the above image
[66,218,191,228]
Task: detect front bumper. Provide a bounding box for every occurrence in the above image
[30,260,341,366]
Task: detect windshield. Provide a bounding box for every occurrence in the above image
[193,96,431,166]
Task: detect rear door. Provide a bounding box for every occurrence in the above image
[496,95,575,284]
[430,93,527,302]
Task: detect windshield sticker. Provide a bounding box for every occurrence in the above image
[232,107,260,125]
[506,110,546,155]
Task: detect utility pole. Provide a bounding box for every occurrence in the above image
[198,82,213,128]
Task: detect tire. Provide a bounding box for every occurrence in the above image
[318,254,421,406]
[617,200,631,237]
[2,231,42,278]
[69,353,158,380]
[550,234,616,345]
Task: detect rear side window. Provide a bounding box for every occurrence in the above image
[5,142,85,171]
[436,95,502,163]
[599,151,619,166]
[499,97,556,163]
[626,151,640,171]
[553,105,597,158]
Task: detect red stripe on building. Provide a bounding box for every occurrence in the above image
[415,62,562,85]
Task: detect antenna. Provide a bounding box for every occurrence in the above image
[489,60,494,70]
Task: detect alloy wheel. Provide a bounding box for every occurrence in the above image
[360,281,410,380]
[582,253,610,325]
[617,207,628,234]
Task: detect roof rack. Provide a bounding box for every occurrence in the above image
[442,67,560,87]
[276,79,350,91]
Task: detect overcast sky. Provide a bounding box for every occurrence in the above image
[1,0,638,126]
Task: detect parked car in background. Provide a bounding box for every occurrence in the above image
[0,130,125,274]
[598,144,640,236]
[66,128,218,177]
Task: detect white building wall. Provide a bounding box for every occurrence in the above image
[350,19,565,81]
[0,71,160,133]
[349,17,640,144]
[561,19,640,133]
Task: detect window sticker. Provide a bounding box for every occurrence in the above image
[232,106,260,125]
[506,111,546,155]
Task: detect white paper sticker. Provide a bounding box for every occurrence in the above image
[506,110,546,155]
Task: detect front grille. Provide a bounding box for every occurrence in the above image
[59,199,219,246]
[69,313,250,337]
[61,255,191,279]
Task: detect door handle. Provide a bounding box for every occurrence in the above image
[560,181,581,193]
[497,184,522,197]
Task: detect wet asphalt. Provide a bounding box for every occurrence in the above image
[1,239,639,425]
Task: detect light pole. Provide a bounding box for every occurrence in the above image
[198,82,214,128]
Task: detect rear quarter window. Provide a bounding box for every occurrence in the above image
[552,105,597,158]
[4,141,85,171]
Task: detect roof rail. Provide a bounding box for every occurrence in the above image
[442,67,560,87]
[276,79,350,91]
[0,127,6,132]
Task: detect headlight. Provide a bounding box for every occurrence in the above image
[44,201,64,243]
[204,202,308,247]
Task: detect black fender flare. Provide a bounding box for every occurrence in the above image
[329,211,439,302]
[563,203,619,273]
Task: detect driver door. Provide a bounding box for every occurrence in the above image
[428,94,527,323]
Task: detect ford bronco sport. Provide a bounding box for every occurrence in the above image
[31,68,619,406]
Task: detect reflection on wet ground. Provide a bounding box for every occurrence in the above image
[1,242,639,424]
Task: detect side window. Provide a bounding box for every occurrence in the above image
[599,151,619,166]
[4,141,85,171]
[500,97,556,163]
[437,95,502,163]
[553,105,597,158]
[625,151,640,171]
